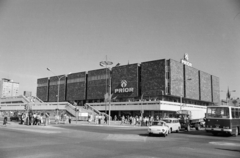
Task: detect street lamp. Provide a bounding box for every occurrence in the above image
[140,93,144,126]
[172,78,191,110]
[100,57,113,114]
[99,59,120,125]
[47,68,71,117]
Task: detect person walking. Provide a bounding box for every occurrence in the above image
[68,115,72,124]
[3,114,8,127]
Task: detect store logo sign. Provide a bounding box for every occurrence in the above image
[115,80,134,93]
[181,53,192,67]
[121,80,127,87]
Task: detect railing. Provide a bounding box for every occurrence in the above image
[85,103,109,117]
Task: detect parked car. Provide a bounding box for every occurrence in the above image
[162,118,181,133]
[148,121,169,137]
[10,115,20,121]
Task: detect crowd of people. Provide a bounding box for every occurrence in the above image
[118,115,157,126]
[19,112,51,126]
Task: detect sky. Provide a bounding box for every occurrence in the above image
[0,0,239,100]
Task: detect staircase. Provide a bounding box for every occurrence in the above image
[84,103,109,117]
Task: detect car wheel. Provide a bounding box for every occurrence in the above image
[149,133,152,136]
[212,132,218,136]
[169,128,172,134]
[233,127,239,137]
[176,128,179,133]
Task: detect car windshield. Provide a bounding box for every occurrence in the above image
[206,107,229,118]
[152,122,164,126]
[162,119,172,123]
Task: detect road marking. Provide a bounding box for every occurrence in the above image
[209,142,240,146]
[105,134,146,142]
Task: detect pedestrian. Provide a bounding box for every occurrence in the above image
[68,115,72,124]
[45,112,49,126]
[104,115,108,124]
[3,115,8,127]
[88,115,91,123]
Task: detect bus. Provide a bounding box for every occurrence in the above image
[205,105,240,136]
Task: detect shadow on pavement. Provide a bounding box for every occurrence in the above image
[216,148,240,153]
[175,129,232,137]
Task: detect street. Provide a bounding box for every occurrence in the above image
[0,122,240,158]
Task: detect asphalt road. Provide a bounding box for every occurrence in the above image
[0,122,240,158]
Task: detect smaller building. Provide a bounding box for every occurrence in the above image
[0,78,19,98]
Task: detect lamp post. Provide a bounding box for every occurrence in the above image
[47,68,71,117]
[100,57,113,114]
[161,90,164,101]
[140,93,144,126]
[100,58,113,125]
[100,59,120,125]
[172,78,191,110]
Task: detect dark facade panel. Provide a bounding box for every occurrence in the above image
[49,75,66,102]
[87,69,110,100]
[66,72,86,101]
[199,71,211,102]
[211,75,220,104]
[169,59,184,97]
[141,59,166,98]
[184,66,200,100]
[36,77,49,102]
[111,64,139,99]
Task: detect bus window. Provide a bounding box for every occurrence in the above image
[206,107,229,118]
[232,108,240,118]
[232,108,236,118]
[238,109,240,118]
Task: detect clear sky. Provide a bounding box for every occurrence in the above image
[0,0,239,100]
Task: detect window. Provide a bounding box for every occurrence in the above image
[232,108,236,118]
[206,107,230,118]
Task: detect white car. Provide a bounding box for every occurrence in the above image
[162,118,181,133]
[148,121,169,137]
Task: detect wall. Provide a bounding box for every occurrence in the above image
[169,59,184,97]
[87,68,110,100]
[111,63,139,99]
[48,75,66,102]
[184,65,200,100]
[211,75,220,104]
[66,72,86,101]
[199,71,211,102]
[141,59,166,98]
[36,77,49,102]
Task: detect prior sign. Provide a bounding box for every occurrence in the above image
[180,53,192,67]
[115,80,134,93]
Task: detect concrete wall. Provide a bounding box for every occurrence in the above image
[211,75,220,104]
[66,72,86,101]
[49,75,66,102]
[169,59,184,97]
[199,71,211,102]
[36,77,49,102]
[184,65,200,100]
[111,63,139,99]
[87,68,110,100]
[141,59,166,98]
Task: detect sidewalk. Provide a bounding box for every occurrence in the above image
[0,120,148,129]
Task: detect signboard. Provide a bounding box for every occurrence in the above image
[114,80,134,93]
[79,112,88,117]
[180,53,192,67]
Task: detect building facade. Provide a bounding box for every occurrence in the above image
[37,57,220,106]
[0,78,19,98]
